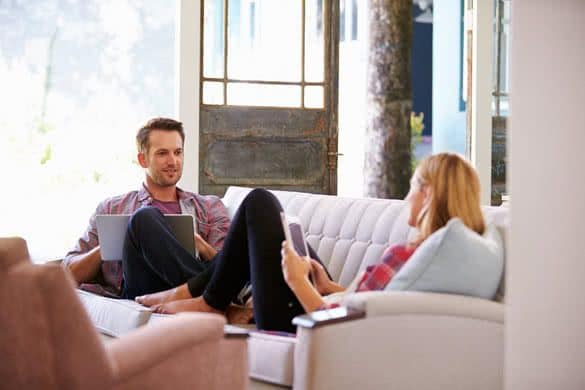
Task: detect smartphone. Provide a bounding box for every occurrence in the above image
[280,212,315,282]
[280,212,309,256]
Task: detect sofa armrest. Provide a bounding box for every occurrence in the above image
[292,292,504,390]
[106,313,225,380]
[342,290,504,322]
[292,306,366,329]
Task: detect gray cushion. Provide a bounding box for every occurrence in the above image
[386,218,504,300]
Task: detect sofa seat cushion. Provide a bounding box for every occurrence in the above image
[77,290,152,337]
[386,218,504,300]
[248,331,297,386]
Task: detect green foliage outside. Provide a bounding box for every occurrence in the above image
[410,111,425,171]
[40,144,52,165]
[0,0,174,258]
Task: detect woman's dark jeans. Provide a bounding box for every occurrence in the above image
[122,189,329,332]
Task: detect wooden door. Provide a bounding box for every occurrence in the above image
[199,0,339,196]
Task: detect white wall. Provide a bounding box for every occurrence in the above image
[506,1,585,389]
[176,0,201,193]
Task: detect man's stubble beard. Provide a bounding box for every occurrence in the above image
[150,167,183,188]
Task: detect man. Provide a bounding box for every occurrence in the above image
[63,117,230,299]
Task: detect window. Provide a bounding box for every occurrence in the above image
[0,0,176,261]
[201,0,325,108]
[351,0,358,40]
[492,0,510,116]
[339,0,359,42]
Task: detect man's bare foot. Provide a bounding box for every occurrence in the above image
[151,296,224,315]
[135,284,191,307]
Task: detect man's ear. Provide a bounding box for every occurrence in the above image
[137,151,148,168]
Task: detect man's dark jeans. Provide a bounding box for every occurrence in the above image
[121,207,207,299]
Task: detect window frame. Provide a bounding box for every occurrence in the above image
[199,0,328,110]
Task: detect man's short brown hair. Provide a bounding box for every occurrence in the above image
[136,117,185,153]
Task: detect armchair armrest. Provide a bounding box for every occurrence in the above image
[223,324,251,338]
[292,291,504,390]
[106,313,225,380]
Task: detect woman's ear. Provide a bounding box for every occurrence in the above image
[422,185,432,205]
[137,152,148,168]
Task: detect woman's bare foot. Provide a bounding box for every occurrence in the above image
[225,304,255,324]
[135,284,191,307]
[151,296,224,315]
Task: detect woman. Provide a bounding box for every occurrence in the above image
[137,153,485,332]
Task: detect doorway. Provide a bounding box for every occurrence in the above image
[199,0,340,196]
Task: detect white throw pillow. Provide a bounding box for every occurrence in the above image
[385,218,504,300]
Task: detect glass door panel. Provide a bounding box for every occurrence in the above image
[203,0,225,78]
[227,0,302,82]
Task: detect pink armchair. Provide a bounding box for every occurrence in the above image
[0,237,228,390]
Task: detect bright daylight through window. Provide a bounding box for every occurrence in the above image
[202,0,325,108]
[0,0,176,261]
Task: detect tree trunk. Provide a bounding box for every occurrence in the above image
[364,0,412,199]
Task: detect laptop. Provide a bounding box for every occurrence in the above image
[96,214,197,261]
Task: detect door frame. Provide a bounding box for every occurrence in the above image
[176,0,339,195]
[465,0,493,205]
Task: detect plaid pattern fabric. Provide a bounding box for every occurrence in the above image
[64,184,230,297]
[318,244,415,311]
[356,245,415,292]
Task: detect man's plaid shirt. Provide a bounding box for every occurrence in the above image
[63,184,230,297]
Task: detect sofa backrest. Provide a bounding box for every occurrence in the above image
[222,187,509,300]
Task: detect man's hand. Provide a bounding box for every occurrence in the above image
[65,246,102,284]
[195,233,217,261]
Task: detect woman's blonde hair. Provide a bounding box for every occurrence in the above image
[412,152,485,245]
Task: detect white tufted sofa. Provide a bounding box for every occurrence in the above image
[78,186,509,390]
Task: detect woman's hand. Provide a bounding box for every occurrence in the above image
[281,241,327,313]
[309,258,333,295]
[281,241,311,288]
